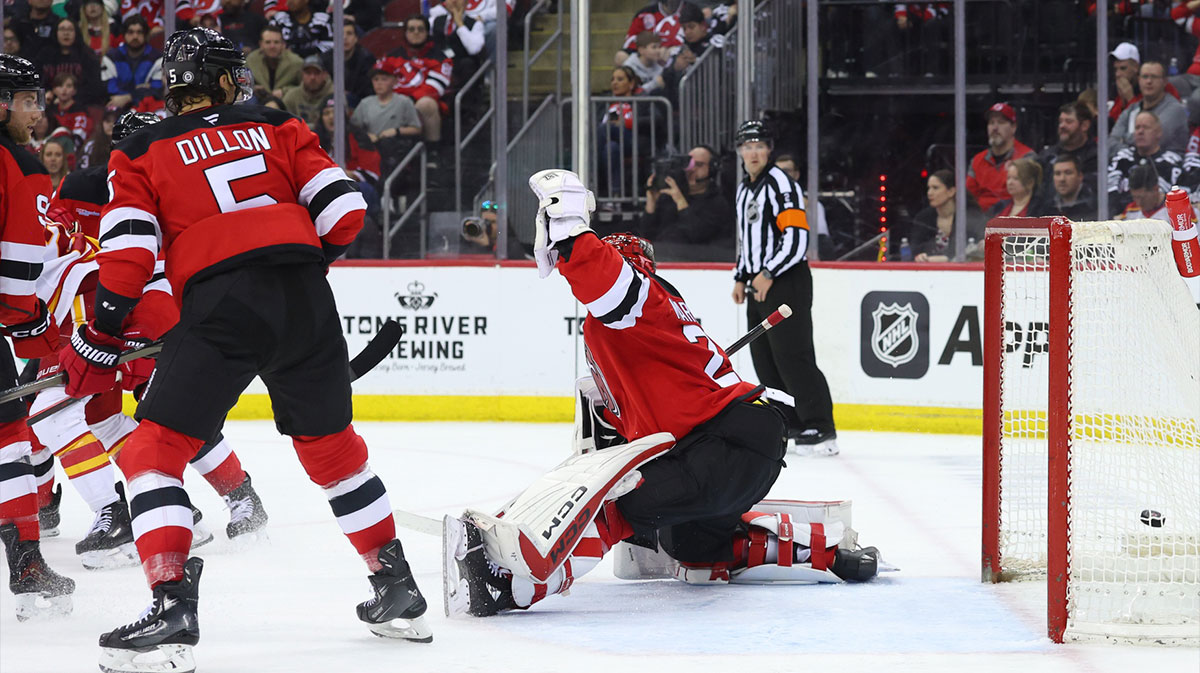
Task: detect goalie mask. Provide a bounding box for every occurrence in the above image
[602,233,656,274]
[163,27,253,112]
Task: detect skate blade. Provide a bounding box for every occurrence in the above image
[442,515,470,618]
[99,643,195,673]
[39,527,60,539]
[80,543,139,571]
[366,614,433,643]
[14,592,72,622]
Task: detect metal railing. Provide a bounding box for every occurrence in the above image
[521,0,564,124]
[381,141,427,259]
[678,41,737,152]
[752,0,804,114]
[453,57,495,220]
[562,95,675,207]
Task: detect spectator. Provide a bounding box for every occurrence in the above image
[248,25,303,100]
[40,135,74,195]
[105,14,161,110]
[615,0,694,66]
[910,169,982,263]
[1169,3,1200,116]
[375,15,453,143]
[350,67,421,149]
[120,0,165,37]
[260,94,286,109]
[639,145,732,251]
[459,0,515,56]
[1109,42,1142,123]
[989,157,1044,218]
[219,0,269,53]
[429,0,486,65]
[282,55,334,126]
[321,17,374,105]
[460,200,532,259]
[1107,110,1185,217]
[623,31,667,94]
[1077,87,1100,121]
[46,73,93,147]
[1118,162,1173,222]
[344,0,383,34]
[78,107,117,170]
[966,102,1033,212]
[1110,61,1188,157]
[1038,101,1097,191]
[4,28,22,56]
[79,0,120,55]
[12,0,59,59]
[269,0,335,58]
[1042,153,1097,221]
[596,66,650,196]
[36,17,107,106]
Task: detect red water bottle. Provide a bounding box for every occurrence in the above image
[1165,187,1200,278]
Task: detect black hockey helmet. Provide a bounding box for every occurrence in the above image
[162,27,252,112]
[0,54,45,121]
[734,119,772,148]
[113,111,160,144]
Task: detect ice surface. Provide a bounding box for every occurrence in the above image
[2,422,1196,673]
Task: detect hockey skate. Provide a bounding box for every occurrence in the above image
[98,557,202,673]
[789,428,839,456]
[38,484,62,538]
[442,515,518,618]
[77,483,138,570]
[831,546,881,582]
[190,507,213,549]
[222,474,268,543]
[355,539,433,642]
[1,523,75,621]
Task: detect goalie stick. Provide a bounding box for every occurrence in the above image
[393,308,794,536]
[19,320,407,425]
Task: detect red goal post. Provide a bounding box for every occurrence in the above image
[982,216,1199,645]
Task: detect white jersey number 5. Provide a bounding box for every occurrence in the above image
[204,155,278,213]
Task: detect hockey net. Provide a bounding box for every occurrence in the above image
[983,217,1200,644]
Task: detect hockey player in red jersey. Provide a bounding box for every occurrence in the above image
[0,53,76,622]
[57,28,431,672]
[443,170,881,618]
[29,110,268,569]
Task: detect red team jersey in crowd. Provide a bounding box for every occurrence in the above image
[98,105,365,302]
[0,132,54,328]
[622,4,685,52]
[558,233,759,442]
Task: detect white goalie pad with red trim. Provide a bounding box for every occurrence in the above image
[466,432,675,583]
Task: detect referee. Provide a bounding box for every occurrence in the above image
[731,120,838,455]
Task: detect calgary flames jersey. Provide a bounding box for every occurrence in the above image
[558,233,759,441]
[98,104,366,306]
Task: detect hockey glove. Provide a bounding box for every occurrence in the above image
[60,323,123,398]
[529,169,595,278]
[3,300,61,359]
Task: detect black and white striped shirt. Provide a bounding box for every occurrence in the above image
[734,165,809,282]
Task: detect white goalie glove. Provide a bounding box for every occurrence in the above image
[528,169,596,278]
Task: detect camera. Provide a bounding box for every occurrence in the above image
[651,154,690,190]
[462,217,484,238]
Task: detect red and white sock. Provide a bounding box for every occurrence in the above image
[188,435,245,496]
[0,420,39,541]
[53,431,119,512]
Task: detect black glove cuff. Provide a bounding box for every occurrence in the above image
[94,283,140,337]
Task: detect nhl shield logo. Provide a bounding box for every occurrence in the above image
[870,302,919,367]
[395,281,437,310]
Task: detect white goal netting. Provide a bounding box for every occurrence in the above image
[995,219,1200,643]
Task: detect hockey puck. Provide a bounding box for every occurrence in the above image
[1139,509,1165,527]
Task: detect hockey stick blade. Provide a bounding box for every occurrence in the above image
[350,319,404,379]
[0,342,163,405]
[394,509,442,536]
[725,304,792,355]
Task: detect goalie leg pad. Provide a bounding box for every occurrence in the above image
[465,432,675,582]
[572,376,622,455]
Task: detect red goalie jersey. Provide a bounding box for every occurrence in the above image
[558,233,759,441]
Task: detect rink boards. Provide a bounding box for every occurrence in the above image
[126,261,1200,434]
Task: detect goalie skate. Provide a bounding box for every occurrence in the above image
[443,515,518,618]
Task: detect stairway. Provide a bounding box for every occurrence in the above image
[509,0,647,100]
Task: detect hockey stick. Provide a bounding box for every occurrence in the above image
[22,320,406,425]
[391,310,796,537]
[0,342,163,406]
[724,304,792,355]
